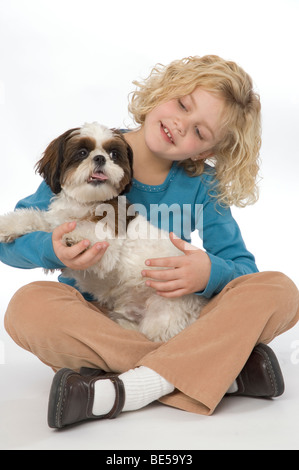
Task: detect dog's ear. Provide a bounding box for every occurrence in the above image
[120,142,133,195]
[111,129,134,195]
[35,128,80,194]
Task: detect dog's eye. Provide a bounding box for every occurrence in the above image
[109,150,119,161]
[78,149,89,158]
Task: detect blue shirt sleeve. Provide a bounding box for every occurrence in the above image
[196,194,258,299]
[0,181,65,270]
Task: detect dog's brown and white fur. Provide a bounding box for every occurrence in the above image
[0,123,207,341]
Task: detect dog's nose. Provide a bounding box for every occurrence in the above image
[93,155,106,166]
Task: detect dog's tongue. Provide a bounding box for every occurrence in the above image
[91,171,108,181]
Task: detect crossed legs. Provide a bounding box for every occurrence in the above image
[5,271,299,416]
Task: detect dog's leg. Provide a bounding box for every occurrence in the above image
[0,209,52,243]
[138,295,206,342]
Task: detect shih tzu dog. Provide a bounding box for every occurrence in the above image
[0,122,207,341]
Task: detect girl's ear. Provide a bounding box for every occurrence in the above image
[191,149,215,161]
[200,149,215,159]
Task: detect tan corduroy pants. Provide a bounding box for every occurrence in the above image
[4,271,299,415]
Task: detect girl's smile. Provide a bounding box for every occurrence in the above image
[160,123,174,144]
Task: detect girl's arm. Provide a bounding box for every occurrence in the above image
[0,181,66,270]
[142,199,258,299]
[197,201,258,298]
[0,181,108,271]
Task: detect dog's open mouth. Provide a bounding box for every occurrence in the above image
[87,171,108,184]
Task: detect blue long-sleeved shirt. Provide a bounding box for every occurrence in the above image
[0,162,258,299]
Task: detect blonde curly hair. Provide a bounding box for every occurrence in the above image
[128,55,261,208]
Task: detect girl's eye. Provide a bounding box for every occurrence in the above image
[195,128,204,140]
[178,99,187,111]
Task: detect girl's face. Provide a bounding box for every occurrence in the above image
[143,87,225,162]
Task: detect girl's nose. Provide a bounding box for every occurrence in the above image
[174,118,187,136]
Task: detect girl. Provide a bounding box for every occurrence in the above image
[3,55,299,428]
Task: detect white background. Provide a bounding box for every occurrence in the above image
[0,0,298,450]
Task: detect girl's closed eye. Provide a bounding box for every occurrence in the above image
[178,99,187,111]
[195,128,204,140]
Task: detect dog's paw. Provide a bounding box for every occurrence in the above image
[0,219,17,242]
[62,233,91,254]
[63,236,76,247]
[0,224,20,243]
[0,233,18,243]
[63,235,85,247]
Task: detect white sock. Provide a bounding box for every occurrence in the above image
[227,380,238,394]
[120,366,175,412]
[92,366,175,416]
[92,379,117,416]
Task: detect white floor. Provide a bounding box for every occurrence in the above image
[1,297,299,450]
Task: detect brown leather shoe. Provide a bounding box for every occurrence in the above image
[79,367,106,377]
[228,344,285,398]
[48,368,125,429]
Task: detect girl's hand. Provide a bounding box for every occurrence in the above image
[141,232,211,298]
[52,222,109,270]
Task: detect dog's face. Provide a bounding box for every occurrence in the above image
[36,123,133,203]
